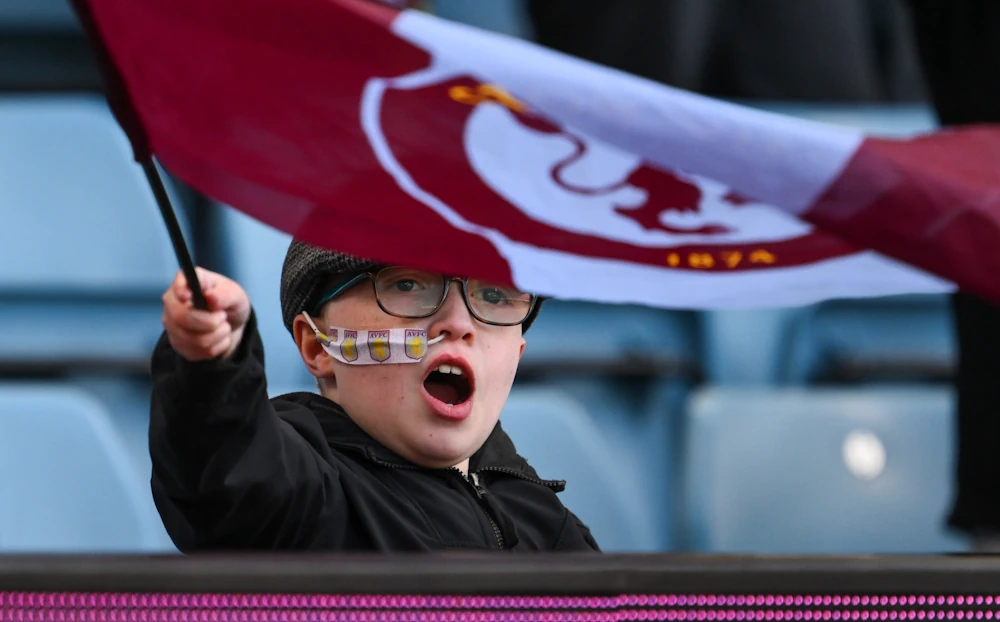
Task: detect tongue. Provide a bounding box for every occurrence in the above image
[424,377,461,405]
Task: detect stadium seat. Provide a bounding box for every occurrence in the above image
[703,296,953,385]
[0,0,78,30]
[701,308,800,385]
[432,0,532,39]
[518,301,698,550]
[682,386,969,554]
[520,300,699,378]
[216,206,316,395]
[781,295,954,384]
[0,383,174,552]
[0,95,189,371]
[501,387,660,552]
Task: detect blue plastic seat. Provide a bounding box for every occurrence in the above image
[522,301,698,548]
[217,206,316,395]
[702,296,953,385]
[683,386,968,553]
[432,0,532,39]
[781,295,954,384]
[0,383,174,552]
[521,300,698,377]
[701,308,801,385]
[0,95,188,369]
[501,387,660,552]
[0,0,79,30]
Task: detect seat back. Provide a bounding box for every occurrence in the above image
[0,0,79,30]
[521,300,698,378]
[501,388,660,552]
[216,206,316,395]
[782,295,953,384]
[0,96,187,370]
[0,383,173,552]
[432,0,532,39]
[683,387,968,553]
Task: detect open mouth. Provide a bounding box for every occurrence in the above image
[422,362,473,406]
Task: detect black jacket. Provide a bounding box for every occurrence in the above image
[149,312,601,553]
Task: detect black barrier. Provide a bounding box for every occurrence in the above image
[3,554,1000,621]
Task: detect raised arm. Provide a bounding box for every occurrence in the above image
[150,268,348,551]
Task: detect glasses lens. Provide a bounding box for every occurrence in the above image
[467,280,534,325]
[374,267,445,317]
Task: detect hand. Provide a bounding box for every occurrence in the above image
[162,267,252,361]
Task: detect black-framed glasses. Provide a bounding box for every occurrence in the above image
[310,266,537,327]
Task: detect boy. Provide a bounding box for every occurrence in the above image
[150,239,600,552]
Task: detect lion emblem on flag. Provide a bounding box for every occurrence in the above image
[364,71,859,275]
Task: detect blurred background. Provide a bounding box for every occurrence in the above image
[0,0,978,555]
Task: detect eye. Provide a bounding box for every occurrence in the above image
[473,287,518,305]
[389,278,423,293]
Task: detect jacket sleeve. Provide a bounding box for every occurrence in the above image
[569,510,602,552]
[149,310,347,551]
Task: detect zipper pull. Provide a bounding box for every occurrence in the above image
[469,472,482,493]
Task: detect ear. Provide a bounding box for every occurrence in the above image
[518,335,526,360]
[293,314,337,383]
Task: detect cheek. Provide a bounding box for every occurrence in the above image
[478,342,522,400]
[337,365,412,405]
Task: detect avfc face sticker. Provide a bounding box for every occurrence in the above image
[404,329,427,360]
[340,330,359,362]
[368,330,391,363]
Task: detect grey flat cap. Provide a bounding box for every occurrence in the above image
[279,239,541,336]
[280,240,379,335]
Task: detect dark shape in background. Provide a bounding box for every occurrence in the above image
[906,0,1000,540]
[527,0,926,102]
[528,0,1000,541]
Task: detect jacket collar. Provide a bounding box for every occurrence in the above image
[281,392,562,487]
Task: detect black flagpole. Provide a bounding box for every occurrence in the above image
[141,159,209,311]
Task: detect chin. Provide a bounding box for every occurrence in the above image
[415,431,478,468]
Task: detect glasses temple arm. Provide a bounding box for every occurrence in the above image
[300,312,331,343]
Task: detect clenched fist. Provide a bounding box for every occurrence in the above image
[162,268,252,362]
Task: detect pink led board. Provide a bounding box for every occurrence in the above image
[5,592,1000,621]
[3,555,999,622]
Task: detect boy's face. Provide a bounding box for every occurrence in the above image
[298,275,527,471]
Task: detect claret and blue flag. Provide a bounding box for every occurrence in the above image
[71,0,1000,309]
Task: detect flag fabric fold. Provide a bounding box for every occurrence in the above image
[71,0,1000,309]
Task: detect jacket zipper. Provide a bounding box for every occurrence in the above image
[366,453,505,550]
[468,472,505,551]
[355,449,563,490]
[477,466,566,490]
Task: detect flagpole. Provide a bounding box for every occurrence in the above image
[142,159,209,310]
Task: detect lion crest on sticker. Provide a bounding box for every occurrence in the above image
[404,329,427,360]
[368,330,391,363]
[340,330,358,362]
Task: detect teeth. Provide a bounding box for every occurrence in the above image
[450,367,463,376]
[437,364,452,374]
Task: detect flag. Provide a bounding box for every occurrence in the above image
[71,0,1000,309]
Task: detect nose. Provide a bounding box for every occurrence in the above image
[426,283,476,344]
